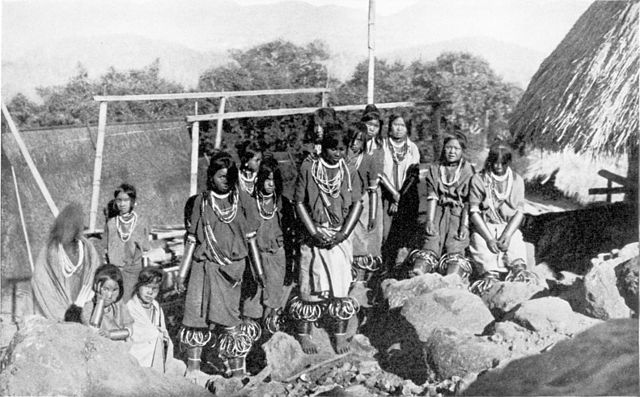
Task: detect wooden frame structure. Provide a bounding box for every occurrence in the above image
[88,88,416,231]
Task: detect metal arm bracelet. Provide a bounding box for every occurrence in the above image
[470,212,495,243]
[295,202,318,236]
[109,328,131,341]
[178,234,196,280]
[89,297,106,328]
[378,173,400,201]
[339,200,364,238]
[367,188,378,226]
[400,173,419,197]
[501,211,524,240]
[246,231,266,288]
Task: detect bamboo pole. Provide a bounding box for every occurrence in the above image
[1,103,59,217]
[214,97,227,149]
[367,0,376,104]
[89,101,108,231]
[93,88,330,102]
[11,166,35,273]
[187,101,417,123]
[190,102,199,196]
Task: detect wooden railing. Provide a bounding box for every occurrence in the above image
[588,169,630,202]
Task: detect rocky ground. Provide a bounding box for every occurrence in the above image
[1,242,638,396]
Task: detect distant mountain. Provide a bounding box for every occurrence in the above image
[2,35,229,101]
[2,0,591,101]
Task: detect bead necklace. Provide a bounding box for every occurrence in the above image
[388,138,408,164]
[439,160,464,187]
[348,151,364,171]
[311,157,345,198]
[59,240,84,278]
[239,171,256,195]
[256,192,277,219]
[210,190,238,223]
[490,167,513,202]
[116,211,138,242]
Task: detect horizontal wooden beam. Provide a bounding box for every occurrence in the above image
[186,101,417,123]
[597,169,628,186]
[93,88,331,102]
[588,187,628,195]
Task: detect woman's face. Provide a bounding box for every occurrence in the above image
[137,281,160,305]
[491,160,508,176]
[99,279,120,306]
[444,139,463,163]
[350,133,364,155]
[245,152,262,173]
[261,172,275,195]
[212,167,230,194]
[322,141,346,165]
[115,192,133,215]
[390,117,407,140]
[364,119,380,138]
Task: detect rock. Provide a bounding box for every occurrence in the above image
[424,327,510,380]
[243,381,288,397]
[505,297,601,336]
[487,321,567,356]
[530,262,557,281]
[561,258,632,320]
[402,288,494,341]
[615,256,639,313]
[205,375,243,396]
[0,316,209,397]
[481,281,547,319]
[382,273,465,309]
[464,319,639,396]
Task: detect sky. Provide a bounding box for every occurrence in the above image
[235,0,421,15]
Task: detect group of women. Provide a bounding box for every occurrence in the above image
[30,103,536,383]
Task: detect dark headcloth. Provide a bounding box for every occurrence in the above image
[443,130,468,149]
[361,104,382,122]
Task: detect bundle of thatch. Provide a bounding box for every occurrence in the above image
[511,0,638,157]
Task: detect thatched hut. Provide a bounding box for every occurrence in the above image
[511,0,638,203]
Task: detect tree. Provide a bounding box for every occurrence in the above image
[5,93,41,127]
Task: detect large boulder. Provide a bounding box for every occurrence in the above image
[381,273,465,309]
[464,319,639,396]
[402,288,494,340]
[615,256,639,314]
[481,281,548,319]
[505,297,601,336]
[560,251,633,319]
[424,327,510,379]
[0,316,209,397]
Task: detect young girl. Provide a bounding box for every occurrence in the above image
[381,113,421,269]
[346,122,384,284]
[410,130,475,279]
[175,151,260,378]
[105,183,150,302]
[290,126,361,355]
[127,267,185,374]
[361,104,383,154]
[236,141,264,195]
[82,264,134,342]
[468,143,537,294]
[32,203,101,322]
[241,157,291,333]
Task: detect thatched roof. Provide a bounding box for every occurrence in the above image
[511,0,638,156]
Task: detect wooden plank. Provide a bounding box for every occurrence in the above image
[186,101,417,122]
[214,96,227,149]
[367,0,376,103]
[597,169,628,186]
[190,102,200,196]
[2,103,59,217]
[89,101,108,231]
[588,187,628,195]
[93,88,331,102]
[151,230,185,240]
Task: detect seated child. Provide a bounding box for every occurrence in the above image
[82,264,134,342]
[127,267,185,375]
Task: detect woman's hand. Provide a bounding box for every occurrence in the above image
[388,203,399,215]
[486,238,501,254]
[455,225,468,241]
[497,234,512,252]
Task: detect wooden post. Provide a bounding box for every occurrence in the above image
[190,102,199,196]
[89,101,108,231]
[214,97,227,149]
[321,91,328,107]
[1,103,59,218]
[367,0,376,104]
[11,166,34,273]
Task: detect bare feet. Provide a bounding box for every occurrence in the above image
[334,334,350,354]
[297,334,318,354]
